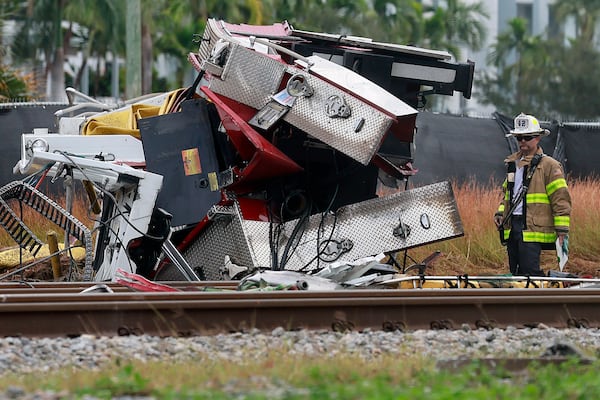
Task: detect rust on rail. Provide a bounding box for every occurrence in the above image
[0,286,599,337]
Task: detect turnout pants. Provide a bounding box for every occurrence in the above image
[507,216,544,276]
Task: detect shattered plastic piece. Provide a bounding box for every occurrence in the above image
[79,284,114,293]
[315,253,393,284]
[238,270,341,291]
[221,255,250,280]
[115,268,179,292]
[343,273,394,287]
[313,263,353,280]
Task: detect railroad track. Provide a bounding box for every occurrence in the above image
[0,282,599,338]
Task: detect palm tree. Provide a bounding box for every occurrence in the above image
[64,0,125,95]
[423,0,489,59]
[9,0,72,101]
[270,0,363,34]
[480,18,546,115]
[553,0,600,46]
[26,0,66,101]
[487,18,535,67]
[0,0,22,65]
[147,0,269,93]
[367,0,424,44]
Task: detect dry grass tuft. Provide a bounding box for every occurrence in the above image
[0,192,92,249]
[1,177,599,280]
[403,177,600,277]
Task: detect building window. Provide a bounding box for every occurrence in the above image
[517,3,533,35]
[548,3,562,40]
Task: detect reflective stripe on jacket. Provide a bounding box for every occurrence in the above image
[495,147,571,244]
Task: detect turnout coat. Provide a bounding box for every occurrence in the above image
[495,147,571,245]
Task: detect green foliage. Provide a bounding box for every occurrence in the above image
[0,66,31,101]
[2,0,489,99]
[423,0,489,59]
[76,361,151,398]
[553,0,600,46]
[479,0,600,120]
[59,358,600,399]
[6,0,600,118]
[480,31,600,120]
[547,40,600,119]
[3,351,600,399]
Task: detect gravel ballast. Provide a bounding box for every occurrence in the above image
[1,326,598,375]
[1,326,598,399]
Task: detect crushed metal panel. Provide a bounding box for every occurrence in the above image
[204,42,395,165]
[208,44,287,110]
[300,55,417,119]
[281,68,394,165]
[184,181,462,278]
[245,181,463,272]
[17,134,146,174]
[290,29,452,60]
[181,204,259,280]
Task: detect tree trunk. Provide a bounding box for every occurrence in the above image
[49,46,66,101]
[46,0,66,101]
[141,23,153,94]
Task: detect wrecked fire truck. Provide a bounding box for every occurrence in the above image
[2,19,473,284]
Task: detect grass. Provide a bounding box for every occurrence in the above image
[1,354,600,398]
[402,177,600,277]
[0,191,92,249]
[2,177,599,277]
[1,179,599,397]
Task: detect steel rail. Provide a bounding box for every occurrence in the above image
[0,281,238,293]
[0,288,599,337]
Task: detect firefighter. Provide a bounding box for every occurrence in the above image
[494,113,572,276]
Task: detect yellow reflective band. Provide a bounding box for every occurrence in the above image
[523,231,556,243]
[504,191,510,200]
[503,229,510,240]
[526,193,550,204]
[546,178,567,196]
[498,204,505,212]
[554,215,570,227]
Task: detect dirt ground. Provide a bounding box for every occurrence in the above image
[1,255,83,281]
[427,251,600,278]
[2,247,599,282]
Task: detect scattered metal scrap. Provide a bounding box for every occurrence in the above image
[1,283,600,337]
[0,18,593,291]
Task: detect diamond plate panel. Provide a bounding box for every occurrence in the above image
[182,181,462,278]
[282,70,393,165]
[182,204,258,280]
[202,38,393,165]
[196,19,408,166]
[197,21,221,62]
[208,44,287,110]
[242,181,463,272]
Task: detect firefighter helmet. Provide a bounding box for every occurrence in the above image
[510,113,550,136]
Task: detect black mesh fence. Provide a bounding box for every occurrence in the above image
[1,105,599,187]
[410,111,595,186]
[0,104,64,186]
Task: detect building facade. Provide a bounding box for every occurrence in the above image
[439,0,573,117]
